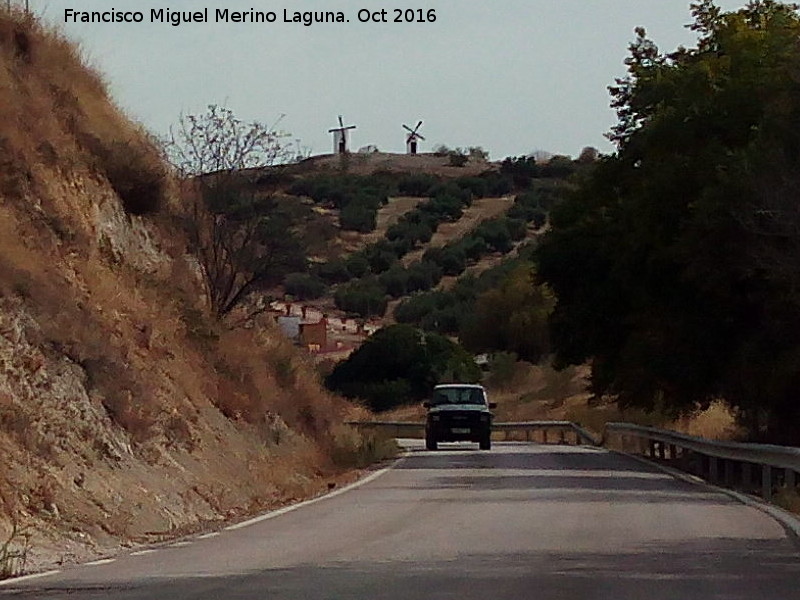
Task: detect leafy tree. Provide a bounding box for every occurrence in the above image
[334,277,387,317]
[345,254,371,278]
[283,273,327,300]
[455,177,489,199]
[537,0,800,442]
[379,264,410,298]
[316,259,352,284]
[340,201,377,232]
[460,264,554,362]
[539,155,577,179]
[460,236,490,261]
[325,324,480,411]
[398,173,439,196]
[475,219,513,253]
[361,241,399,274]
[406,261,443,292]
[425,246,467,276]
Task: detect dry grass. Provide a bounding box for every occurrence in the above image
[482,360,742,443]
[0,8,166,214]
[327,423,399,469]
[775,489,800,515]
[671,401,742,440]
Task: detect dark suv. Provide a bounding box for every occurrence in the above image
[424,384,496,451]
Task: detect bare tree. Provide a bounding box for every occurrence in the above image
[166,105,292,177]
[165,105,304,318]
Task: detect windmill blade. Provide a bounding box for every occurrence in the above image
[416,133,426,141]
[415,120,423,132]
[338,115,345,129]
[403,124,415,133]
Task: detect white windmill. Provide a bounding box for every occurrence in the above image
[403,121,425,154]
[328,115,356,154]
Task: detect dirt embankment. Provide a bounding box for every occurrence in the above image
[0,10,368,573]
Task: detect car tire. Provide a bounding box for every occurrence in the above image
[425,433,438,451]
[479,433,491,451]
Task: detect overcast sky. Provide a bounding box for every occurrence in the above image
[30,1,745,160]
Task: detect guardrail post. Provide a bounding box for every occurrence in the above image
[525,428,531,442]
[648,440,656,458]
[542,429,548,444]
[680,447,691,472]
[787,469,797,491]
[668,444,677,460]
[657,442,666,460]
[709,456,719,484]
[742,462,753,492]
[559,429,566,445]
[724,460,734,487]
[762,465,773,500]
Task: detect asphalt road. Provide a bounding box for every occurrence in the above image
[2,441,800,599]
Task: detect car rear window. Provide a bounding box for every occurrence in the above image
[431,387,486,406]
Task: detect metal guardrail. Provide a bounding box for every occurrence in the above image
[348,419,800,502]
[493,421,600,446]
[346,422,426,439]
[346,421,599,446]
[604,422,800,501]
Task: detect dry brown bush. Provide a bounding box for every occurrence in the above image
[0,9,166,215]
[326,424,399,469]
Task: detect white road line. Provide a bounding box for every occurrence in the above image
[197,532,220,540]
[168,541,193,548]
[85,558,116,567]
[0,570,61,586]
[226,457,405,531]
[130,549,158,556]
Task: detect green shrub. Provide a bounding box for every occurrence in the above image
[345,254,371,278]
[340,202,377,232]
[316,259,352,284]
[448,150,468,167]
[325,324,479,411]
[398,173,439,196]
[379,264,410,298]
[90,136,167,216]
[329,426,399,468]
[284,273,327,300]
[334,277,388,317]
